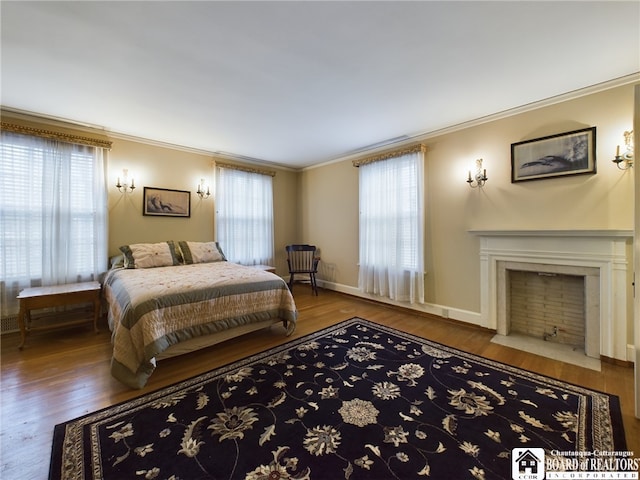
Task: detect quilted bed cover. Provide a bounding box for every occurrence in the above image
[104,262,297,388]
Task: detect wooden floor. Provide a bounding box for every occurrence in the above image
[1,288,638,479]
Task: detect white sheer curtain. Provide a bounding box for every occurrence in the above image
[215,166,274,265]
[0,131,108,317]
[358,149,425,304]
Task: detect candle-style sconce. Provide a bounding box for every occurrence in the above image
[466,158,488,188]
[612,130,634,170]
[115,169,135,193]
[196,179,210,199]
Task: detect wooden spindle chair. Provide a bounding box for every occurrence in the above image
[285,244,320,295]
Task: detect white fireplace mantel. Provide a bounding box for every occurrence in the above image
[469,230,633,237]
[469,230,633,361]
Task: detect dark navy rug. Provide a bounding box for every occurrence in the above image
[50,317,625,479]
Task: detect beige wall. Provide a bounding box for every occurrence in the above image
[108,138,215,255]
[272,168,299,274]
[299,84,636,315]
[300,159,360,286]
[108,139,300,275]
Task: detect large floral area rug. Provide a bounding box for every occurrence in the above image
[50,317,626,479]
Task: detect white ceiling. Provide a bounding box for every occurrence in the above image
[1,1,639,169]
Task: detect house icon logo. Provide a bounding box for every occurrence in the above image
[512,448,545,480]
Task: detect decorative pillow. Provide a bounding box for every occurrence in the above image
[119,241,182,269]
[179,241,226,264]
[110,254,125,269]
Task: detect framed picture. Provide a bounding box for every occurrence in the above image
[511,127,596,183]
[143,187,191,217]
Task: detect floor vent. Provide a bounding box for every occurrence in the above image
[1,315,19,334]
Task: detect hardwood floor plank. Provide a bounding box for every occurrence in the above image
[1,288,637,479]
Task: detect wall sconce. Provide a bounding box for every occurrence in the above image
[612,130,634,170]
[115,169,135,193]
[466,158,488,188]
[196,179,210,199]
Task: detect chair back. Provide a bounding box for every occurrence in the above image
[285,244,318,273]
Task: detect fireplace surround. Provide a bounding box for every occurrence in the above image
[470,230,633,362]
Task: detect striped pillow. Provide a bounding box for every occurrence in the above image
[178,241,226,264]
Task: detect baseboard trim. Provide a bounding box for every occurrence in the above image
[316,279,483,327]
[316,280,637,366]
[601,354,634,368]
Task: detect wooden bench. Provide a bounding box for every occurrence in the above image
[17,281,101,349]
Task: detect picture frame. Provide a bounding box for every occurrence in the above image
[511,127,596,183]
[143,187,191,217]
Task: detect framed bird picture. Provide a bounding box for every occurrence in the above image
[143,187,191,217]
[511,127,596,183]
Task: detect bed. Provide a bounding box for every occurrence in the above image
[103,241,297,388]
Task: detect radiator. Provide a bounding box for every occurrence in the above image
[1,315,19,334]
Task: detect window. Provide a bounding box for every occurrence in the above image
[358,147,425,304]
[215,165,274,265]
[0,131,108,317]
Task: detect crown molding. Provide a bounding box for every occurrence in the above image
[304,73,640,171]
[0,106,297,172]
[4,73,638,173]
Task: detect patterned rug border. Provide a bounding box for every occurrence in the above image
[49,316,627,478]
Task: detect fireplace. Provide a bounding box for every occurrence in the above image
[498,261,600,358]
[509,271,585,345]
[470,230,632,362]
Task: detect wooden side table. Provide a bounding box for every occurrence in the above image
[16,281,101,349]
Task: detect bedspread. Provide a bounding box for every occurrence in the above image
[104,262,297,388]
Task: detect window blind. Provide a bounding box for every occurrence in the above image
[358,149,425,304]
[0,132,108,317]
[215,165,274,265]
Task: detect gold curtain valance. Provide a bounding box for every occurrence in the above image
[215,161,276,177]
[352,143,426,167]
[1,122,112,150]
